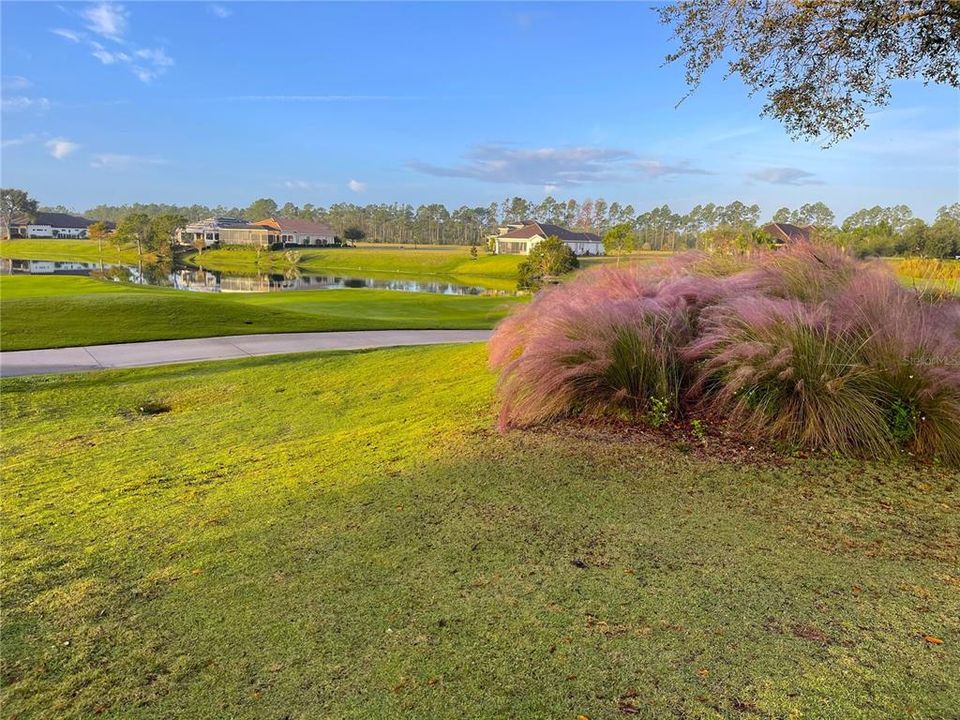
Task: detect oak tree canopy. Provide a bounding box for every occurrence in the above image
[658,1,960,144]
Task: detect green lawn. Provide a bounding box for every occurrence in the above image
[2,344,957,719]
[0,238,153,265]
[186,245,524,285]
[0,276,520,350]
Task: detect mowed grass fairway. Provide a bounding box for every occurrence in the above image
[0,239,154,265]
[3,344,957,719]
[189,244,523,279]
[0,276,519,350]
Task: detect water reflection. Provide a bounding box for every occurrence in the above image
[0,258,505,296]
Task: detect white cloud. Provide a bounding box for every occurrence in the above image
[2,75,32,90]
[47,138,80,159]
[220,95,417,102]
[634,160,713,178]
[209,4,232,19]
[1,133,38,148]
[2,96,51,112]
[90,41,130,64]
[51,28,82,42]
[347,179,367,193]
[51,4,173,83]
[409,144,711,187]
[90,153,166,169]
[544,184,559,194]
[748,167,823,186]
[82,2,128,40]
[135,48,173,67]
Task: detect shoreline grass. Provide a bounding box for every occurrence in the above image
[2,344,957,718]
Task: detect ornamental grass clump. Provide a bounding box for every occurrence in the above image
[831,273,960,464]
[490,242,960,464]
[686,297,894,457]
[490,267,708,430]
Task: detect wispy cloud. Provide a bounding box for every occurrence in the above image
[748,167,823,186]
[409,144,710,187]
[82,2,128,40]
[410,144,633,186]
[2,75,32,90]
[51,2,173,83]
[47,138,80,159]
[347,179,367,193]
[634,160,714,177]
[209,3,232,19]
[90,41,130,65]
[90,153,167,169]
[1,133,39,148]
[2,96,51,112]
[51,27,82,43]
[218,95,419,103]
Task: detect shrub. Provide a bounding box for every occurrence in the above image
[490,242,960,464]
[516,236,579,291]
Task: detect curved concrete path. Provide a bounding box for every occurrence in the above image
[0,330,492,377]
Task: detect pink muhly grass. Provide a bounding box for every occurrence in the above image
[686,296,895,457]
[490,244,960,463]
[741,242,865,303]
[830,273,960,464]
[491,272,696,430]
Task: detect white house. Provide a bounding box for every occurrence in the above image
[492,220,604,256]
[9,212,110,239]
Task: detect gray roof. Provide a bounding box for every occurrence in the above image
[499,220,602,244]
[12,211,100,229]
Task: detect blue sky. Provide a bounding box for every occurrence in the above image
[2,1,958,220]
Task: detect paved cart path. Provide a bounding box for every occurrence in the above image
[0,330,493,377]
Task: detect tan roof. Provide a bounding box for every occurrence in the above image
[258,217,335,235]
[499,220,601,245]
[762,222,813,244]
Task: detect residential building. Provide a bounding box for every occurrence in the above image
[177,217,280,248]
[8,211,113,239]
[492,220,604,256]
[256,217,337,246]
[762,222,814,246]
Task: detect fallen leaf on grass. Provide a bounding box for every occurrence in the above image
[924,635,944,644]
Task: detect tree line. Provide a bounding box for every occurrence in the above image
[13,190,960,259]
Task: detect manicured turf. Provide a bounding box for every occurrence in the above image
[2,344,957,718]
[0,238,153,265]
[190,244,524,278]
[0,276,520,350]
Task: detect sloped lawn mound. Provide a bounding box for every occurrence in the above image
[490,244,960,464]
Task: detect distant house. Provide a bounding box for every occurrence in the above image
[493,220,604,256]
[256,217,336,247]
[9,212,113,239]
[762,222,814,246]
[177,217,280,248]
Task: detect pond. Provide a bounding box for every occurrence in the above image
[0,258,505,296]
